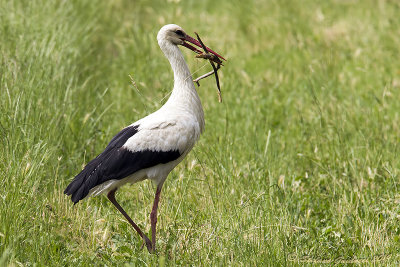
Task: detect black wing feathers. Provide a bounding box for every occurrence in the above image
[64,125,181,203]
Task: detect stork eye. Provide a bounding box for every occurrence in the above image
[175,30,184,36]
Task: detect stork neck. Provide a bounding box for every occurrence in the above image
[159,41,204,132]
[167,45,195,94]
[160,42,200,104]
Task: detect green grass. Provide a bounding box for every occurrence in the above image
[1,0,400,265]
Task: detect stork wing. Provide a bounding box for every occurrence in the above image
[64,124,181,203]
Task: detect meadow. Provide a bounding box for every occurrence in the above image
[1,0,400,265]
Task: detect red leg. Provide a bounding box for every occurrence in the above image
[107,189,153,252]
[150,184,163,252]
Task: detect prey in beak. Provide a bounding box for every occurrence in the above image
[179,32,225,102]
[181,34,226,61]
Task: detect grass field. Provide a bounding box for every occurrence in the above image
[1,0,400,265]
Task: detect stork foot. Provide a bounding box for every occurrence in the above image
[139,235,152,251]
[143,236,154,253]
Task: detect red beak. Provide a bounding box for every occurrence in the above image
[181,34,226,61]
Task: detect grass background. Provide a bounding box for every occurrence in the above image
[1,0,400,265]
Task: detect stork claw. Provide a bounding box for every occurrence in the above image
[139,235,153,253]
[144,237,154,253]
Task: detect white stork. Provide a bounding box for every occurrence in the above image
[64,24,225,253]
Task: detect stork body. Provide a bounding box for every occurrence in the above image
[64,24,224,253]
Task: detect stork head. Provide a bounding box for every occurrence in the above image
[157,24,225,61]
